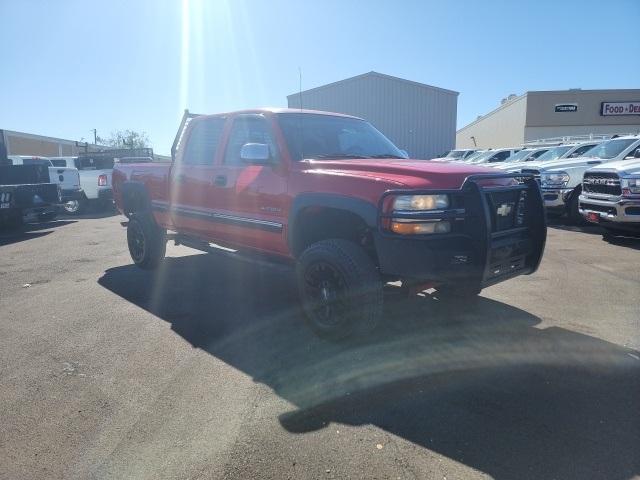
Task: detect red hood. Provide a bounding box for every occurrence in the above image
[301,158,499,189]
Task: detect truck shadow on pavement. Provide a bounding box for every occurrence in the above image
[99,253,639,480]
[0,220,76,246]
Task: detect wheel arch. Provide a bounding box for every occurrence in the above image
[288,193,378,258]
[121,181,152,216]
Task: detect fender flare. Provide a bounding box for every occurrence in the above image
[121,181,152,215]
[288,193,378,255]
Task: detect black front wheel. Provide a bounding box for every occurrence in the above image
[296,239,383,340]
[127,214,166,270]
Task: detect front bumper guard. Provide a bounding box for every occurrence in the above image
[375,173,547,288]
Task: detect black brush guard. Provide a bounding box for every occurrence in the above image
[375,173,546,288]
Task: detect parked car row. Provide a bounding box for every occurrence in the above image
[436,134,640,236]
[0,149,155,228]
[4,154,115,216]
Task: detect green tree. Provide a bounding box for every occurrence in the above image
[97,130,150,149]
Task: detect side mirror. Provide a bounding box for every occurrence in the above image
[240,143,271,164]
[634,149,640,159]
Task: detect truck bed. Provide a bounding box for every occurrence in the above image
[112,162,171,213]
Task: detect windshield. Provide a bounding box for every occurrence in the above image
[504,149,534,163]
[277,113,405,160]
[462,151,485,162]
[445,150,466,158]
[535,145,572,162]
[468,151,495,164]
[582,138,637,159]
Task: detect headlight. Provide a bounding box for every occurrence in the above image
[393,194,450,211]
[621,177,640,195]
[541,171,570,187]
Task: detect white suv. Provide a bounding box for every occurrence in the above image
[522,136,640,222]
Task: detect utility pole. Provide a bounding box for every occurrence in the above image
[91,129,97,145]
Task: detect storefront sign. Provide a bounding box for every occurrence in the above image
[555,104,578,112]
[601,102,640,116]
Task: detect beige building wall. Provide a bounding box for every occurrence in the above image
[457,89,640,148]
[456,95,527,148]
[2,130,100,156]
[6,134,62,156]
[526,89,640,128]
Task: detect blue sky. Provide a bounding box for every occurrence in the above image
[1,0,638,154]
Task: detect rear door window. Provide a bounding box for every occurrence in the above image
[183,117,226,165]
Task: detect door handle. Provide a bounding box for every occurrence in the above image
[214,175,227,186]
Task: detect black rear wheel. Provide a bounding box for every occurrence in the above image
[297,239,383,340]
[127,214,166,269]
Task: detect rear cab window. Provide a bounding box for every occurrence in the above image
[75,157,115,170]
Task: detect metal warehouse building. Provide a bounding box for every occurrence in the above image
[456,89,640,149]
[287,71,458,159]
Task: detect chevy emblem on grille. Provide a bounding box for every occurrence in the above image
[496,203,513,217]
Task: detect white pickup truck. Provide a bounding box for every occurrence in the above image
[521,136,640,222]
[49,155,114,214]
[494,142,601,173]
[8,156,82,205]
[579,159,640,236]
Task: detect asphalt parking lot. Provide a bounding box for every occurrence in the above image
[1,213,639,480]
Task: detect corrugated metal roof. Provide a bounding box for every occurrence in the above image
[287,71,459,99]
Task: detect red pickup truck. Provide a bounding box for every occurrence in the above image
[113,108,546,338]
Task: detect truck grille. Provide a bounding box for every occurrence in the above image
[488,189,526,232]
[583,172,621,196]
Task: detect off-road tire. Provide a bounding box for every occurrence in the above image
[296,239,383,340]
[127,214,166,270]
